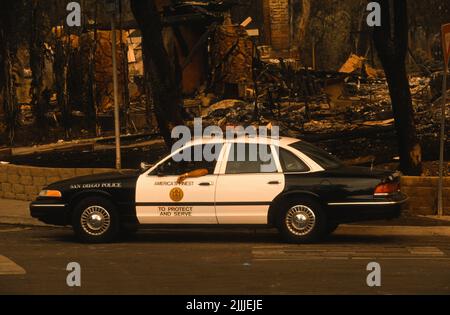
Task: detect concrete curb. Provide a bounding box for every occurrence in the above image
[338,225,450,237]
[1,216,450,237]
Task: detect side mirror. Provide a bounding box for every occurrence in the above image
[140,162,152,172]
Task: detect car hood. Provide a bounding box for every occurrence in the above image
[46,169,141,189]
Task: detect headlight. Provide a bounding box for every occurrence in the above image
[39,190,62,198]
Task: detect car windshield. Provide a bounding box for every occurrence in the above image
[289,140,342,170]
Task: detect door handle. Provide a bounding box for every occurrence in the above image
[267,180,281,185]
[199,182,213,186]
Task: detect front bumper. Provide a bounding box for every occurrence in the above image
[30,200,69,225]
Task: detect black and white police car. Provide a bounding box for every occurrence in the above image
[30,136,407,243]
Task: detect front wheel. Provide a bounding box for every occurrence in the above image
[277,198,327,243]
[72,196,120,243]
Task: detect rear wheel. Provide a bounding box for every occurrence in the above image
[120,225,138,239]
[277,198,327,243]
[325,222,339,235]
[72,196,120,243]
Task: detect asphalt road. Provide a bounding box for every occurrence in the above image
[1,224,450,295]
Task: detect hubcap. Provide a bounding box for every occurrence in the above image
[80,206,111,236]
[285,205,316,236]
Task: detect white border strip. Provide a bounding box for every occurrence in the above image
[328,201,406,206]
[31,204,66,207]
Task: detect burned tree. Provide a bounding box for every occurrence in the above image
[292,0,311,59]
[0,1,19,145]
[30,0,50,141]
[373,0,422,175]
[53,27,72,140]
[130,0,184,146]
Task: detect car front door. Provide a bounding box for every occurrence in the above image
[215,142,285,224]
[135,143,224,224]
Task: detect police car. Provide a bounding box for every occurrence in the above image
[30,136,407,243]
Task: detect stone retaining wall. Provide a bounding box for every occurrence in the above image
[0,164,115,201]
[401,176,450,215]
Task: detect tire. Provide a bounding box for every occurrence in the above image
[72,196,120,243]
[325,222,339,235]
[277,197,327,243]
[120,226,138,239]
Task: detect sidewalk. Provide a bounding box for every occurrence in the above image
[0,197,450,234]
[0,198,48,226]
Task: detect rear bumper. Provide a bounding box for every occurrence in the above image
[326,193,408,223]
[30,200,69,225]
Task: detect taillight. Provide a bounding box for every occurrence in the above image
[374,182,400,195]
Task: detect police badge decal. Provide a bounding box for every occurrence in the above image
[169,187,184,202]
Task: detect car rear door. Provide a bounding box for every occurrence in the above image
[215,142,285,224]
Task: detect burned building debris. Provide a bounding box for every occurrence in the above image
[0,0,448,175]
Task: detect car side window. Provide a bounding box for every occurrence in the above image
[278,147,310,172]
[225,143,277,174]
[151,144,222,176]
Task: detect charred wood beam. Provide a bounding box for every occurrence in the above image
[292,125,395,142]
[176,0,244,12]
[162,12,220,26]
[80,13,220,32]
[181,23,217,70]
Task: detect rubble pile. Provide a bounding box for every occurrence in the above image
[198,72,448,164]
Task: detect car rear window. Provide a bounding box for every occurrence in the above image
[289,141,342,170]
[225,143,277,174]
[278,147,310,172]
